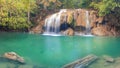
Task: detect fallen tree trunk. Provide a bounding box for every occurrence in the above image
[63,54,97,68]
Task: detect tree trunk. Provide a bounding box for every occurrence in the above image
[28,1,30,24]
[27,10,30,24]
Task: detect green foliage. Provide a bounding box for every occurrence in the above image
[0,0,120,30]
[67,12,73,24]
[78,0,91,8]
[60,0,120,16]
[67,12,75,27]
[90,0,120,16]
[60,0,92,9]
[0,0,36,30]
[60,0,75,8]
[36,0,61,9]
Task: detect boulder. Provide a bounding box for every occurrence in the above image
[96,17,104,24]
[91,26,113,36]
[30,21,44,34]
[62,28,74,36]
[103,55,114,63]
[3,52,25,64]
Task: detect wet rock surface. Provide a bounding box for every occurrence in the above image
[30,9,58,34]
[31,9,120,36]
[0,52,42,68]
[30,21,44,34]
[62,28,74,36]
[3,52,25,64]
[103,55,114,63]
[91,26,113,36]
[88,55,120,68]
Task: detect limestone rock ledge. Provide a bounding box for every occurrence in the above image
[30,9,120,36]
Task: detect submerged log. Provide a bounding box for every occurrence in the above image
[63,54,97,68]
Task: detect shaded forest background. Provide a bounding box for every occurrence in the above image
[0,0,120,31]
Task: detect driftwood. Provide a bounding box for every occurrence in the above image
[63,54,97,68]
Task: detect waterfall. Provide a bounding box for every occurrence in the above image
[85,11,91,35]
[44,9,67,35]
[43,9,93,36]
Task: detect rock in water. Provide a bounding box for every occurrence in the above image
[63,54,97,68]
[103,55,114,63]
[63,28,74,36]
[3,52,25,64]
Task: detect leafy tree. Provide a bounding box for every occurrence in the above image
[0,0,37,30]
[60,0,74,8]
[21,0,37,24]
[90,0,120,16]
[36,0,61,9]
[0,0,119,31]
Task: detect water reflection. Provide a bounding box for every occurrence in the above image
[84,38,92,54]
[43,36,62,63]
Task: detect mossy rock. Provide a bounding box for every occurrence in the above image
[67,12,73,24]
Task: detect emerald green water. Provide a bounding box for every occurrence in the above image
[0,32,120,68]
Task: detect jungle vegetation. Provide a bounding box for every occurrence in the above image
[0,0,119,30]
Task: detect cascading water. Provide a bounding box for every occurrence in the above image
[85,11,91,35]
[44,9,67,35]
[43,9,93,36]
[75,10,92,36]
